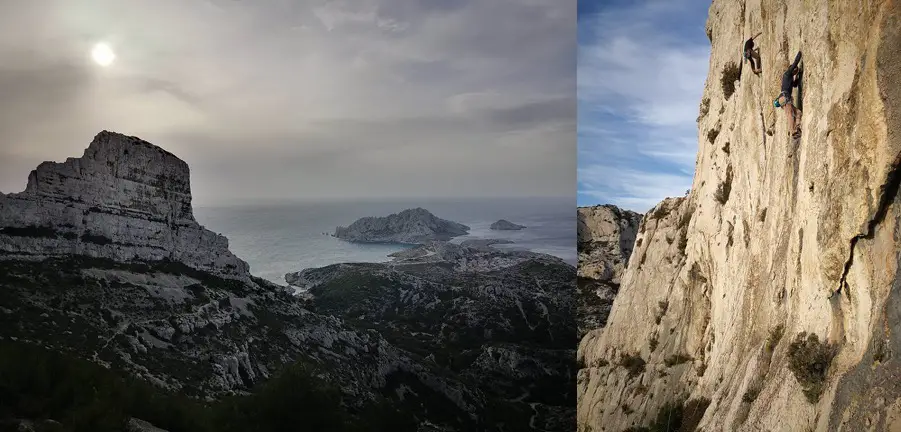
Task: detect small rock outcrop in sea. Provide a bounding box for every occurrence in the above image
[334,208,470,244]
[489,219,526,230]
[576,204,641,336]
[578,2,901,431]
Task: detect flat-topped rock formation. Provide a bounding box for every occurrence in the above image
[489,219,526,230]
[334,208,470,244]
[576,204,642,336]
[0,131,249,280]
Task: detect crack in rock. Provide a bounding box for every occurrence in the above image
[833,153,901,298]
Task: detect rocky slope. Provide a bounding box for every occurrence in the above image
[334,208,470,245]
[288,241,577,431]
[576,205,642,337]
[0,131,574,431]
[577,1,901,431]
[490,219,526,230]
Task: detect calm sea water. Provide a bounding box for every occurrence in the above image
[194,197,575,286]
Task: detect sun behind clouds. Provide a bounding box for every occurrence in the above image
[91,42,115,67]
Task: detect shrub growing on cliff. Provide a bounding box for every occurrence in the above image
[622,397,710,432]
[787,332,836,403]
[618,353,646,378]
[721,62,741,99]
[706,126,720,144]
[715,165,733,205]
[766,324,785,353]
[664,354,692,367]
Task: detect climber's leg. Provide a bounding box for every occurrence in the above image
[751,51,762,74]
[785,102,799,136]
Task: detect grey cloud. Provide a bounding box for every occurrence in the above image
[0,0,575,202]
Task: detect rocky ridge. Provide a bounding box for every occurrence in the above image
[0,131,574,431]
[334,208,470,245]
[577,2,901,431]
[576,205,642,337]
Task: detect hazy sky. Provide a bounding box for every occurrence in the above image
[0,0,575,205]
[577,0,709,212]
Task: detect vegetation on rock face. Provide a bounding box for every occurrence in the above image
[766,324,785,353]
[720,62,741,99]
[706,126,720,144]
[619,353,646,378]
[664,354,692,367]
[787,332,836,403]
[715,165,733,205]
[620,397,710,432]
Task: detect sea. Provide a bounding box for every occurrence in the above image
[194,197,575,286]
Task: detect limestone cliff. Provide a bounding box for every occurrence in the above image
[577,205,642,337]
[577,1,901,431]
[0,131,249,280]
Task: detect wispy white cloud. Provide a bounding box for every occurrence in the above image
[577,0,710,210]
[578,165,692,213]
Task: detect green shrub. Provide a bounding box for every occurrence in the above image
[619,353,646,378]
[664,354,692,367]
[622,397,710,432]
[715,166,733,205]
[787,332,836,403]
[766,325,785,353]
[707,127,720,144]
[742,385,760,404]
[721,62,741,99]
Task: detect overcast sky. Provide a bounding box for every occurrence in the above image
[0,0,575,205]
[577,0,709,212]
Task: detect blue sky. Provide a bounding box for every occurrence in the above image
[577,0,711,212]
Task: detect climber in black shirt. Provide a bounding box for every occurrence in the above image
[743,33,762,75]
[774,51,803,138]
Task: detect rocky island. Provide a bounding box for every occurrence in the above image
[489,219,526,230]
[334,208,470,244]
[0,131,575,431]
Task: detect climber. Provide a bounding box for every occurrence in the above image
[774,51,803,139]
[743,32,763,75]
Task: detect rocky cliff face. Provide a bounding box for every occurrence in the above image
[0,131,248,280]
[576,205,642,337]
[578,1,901,431]
[334,208,470,244]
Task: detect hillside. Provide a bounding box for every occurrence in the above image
[577,1,901,431]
